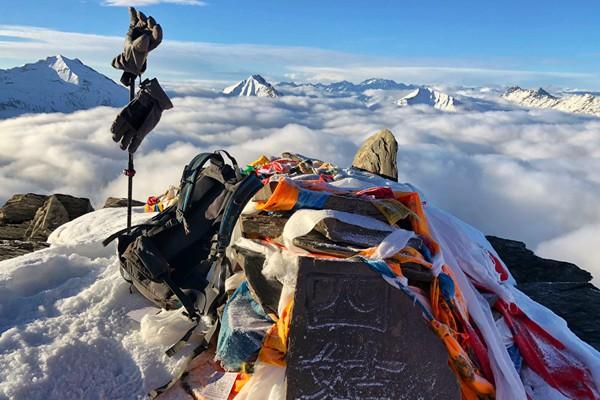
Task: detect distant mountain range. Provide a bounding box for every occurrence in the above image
[2,56,599,118]
[278,78,416,96]
[503,86,600,117]
[0,55,127,119]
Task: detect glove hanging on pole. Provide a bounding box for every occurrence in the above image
[111,78,173,153]
[112,7,163,86]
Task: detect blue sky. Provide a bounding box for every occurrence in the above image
[1,0,600,88]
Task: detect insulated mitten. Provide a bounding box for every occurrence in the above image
[111,7,162,84]
[111,78,173,153]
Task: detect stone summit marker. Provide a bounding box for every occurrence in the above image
[286,257,460,400]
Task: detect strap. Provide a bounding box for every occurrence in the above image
[165,320,199,357]
[214,173,263,257]
[119,265,134,285]
[101,216,172,247]
[162,275,198,319]
[149,320,220,398]
[101,224,149,247]
[176,152,224,231]
[215,149,241,180]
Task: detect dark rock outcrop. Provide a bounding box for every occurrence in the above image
[103,197,145,208]
[0,193,94,261]
[0,239,49,260]
[488,235,600,351]
[0,193,47,224]
[486,235,592,283]
[25,195,93,241]
[0,223,30,240]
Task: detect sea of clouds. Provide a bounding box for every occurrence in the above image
[0,93,599,283]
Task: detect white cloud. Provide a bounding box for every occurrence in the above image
[536,225,600,286]
[103,0,206,5]
[1,93,600,287]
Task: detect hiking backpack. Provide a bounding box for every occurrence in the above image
[103,150,263,325]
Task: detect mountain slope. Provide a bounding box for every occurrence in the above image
[396,87,459,111]
[503,86,600,117]
[0,55,127,119]
[223,75,281,97]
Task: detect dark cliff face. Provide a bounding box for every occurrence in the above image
[487,235,600,350]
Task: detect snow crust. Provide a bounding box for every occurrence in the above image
[0,55,127,119]
[0,208,197,399]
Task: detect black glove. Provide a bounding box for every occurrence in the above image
[111,78,173,153]
[111,7,162,84]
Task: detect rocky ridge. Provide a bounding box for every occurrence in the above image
[0,193,94,260]
[487,236,600,350]
[503,86,600,117]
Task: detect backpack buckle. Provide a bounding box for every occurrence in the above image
[209,238,220,261]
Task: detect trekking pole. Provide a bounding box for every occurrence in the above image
[125,81,136,233]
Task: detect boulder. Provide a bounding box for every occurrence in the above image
[0,223,30,240]
[488,235,600,351]
[0,193,47,224]
[25,194,94,241]
[51,194,94,220]
[103,197,145,208]
[352,128,398,181]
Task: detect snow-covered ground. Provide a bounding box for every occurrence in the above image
[0,208,200,399]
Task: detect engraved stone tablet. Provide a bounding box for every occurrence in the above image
[286,257,460,400]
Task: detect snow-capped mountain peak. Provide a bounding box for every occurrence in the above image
[223,75,281,97]
[503,86,600,117]
[0,55,127,119]
[47,55,82,85]
[396,87,459,111]
[357,78,414,91]
[503,86,558,107]
[534,87,556,99]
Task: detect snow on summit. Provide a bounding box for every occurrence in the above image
[396,87,459,111]
[222,74,281,97]
[0,55,127,119]
[503,86,600,117]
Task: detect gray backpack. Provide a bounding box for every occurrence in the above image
[104,150,262,328]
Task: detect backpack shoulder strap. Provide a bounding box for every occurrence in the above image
[176,152,224,232]
[214,173,263,257]
[201,173,264,317]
